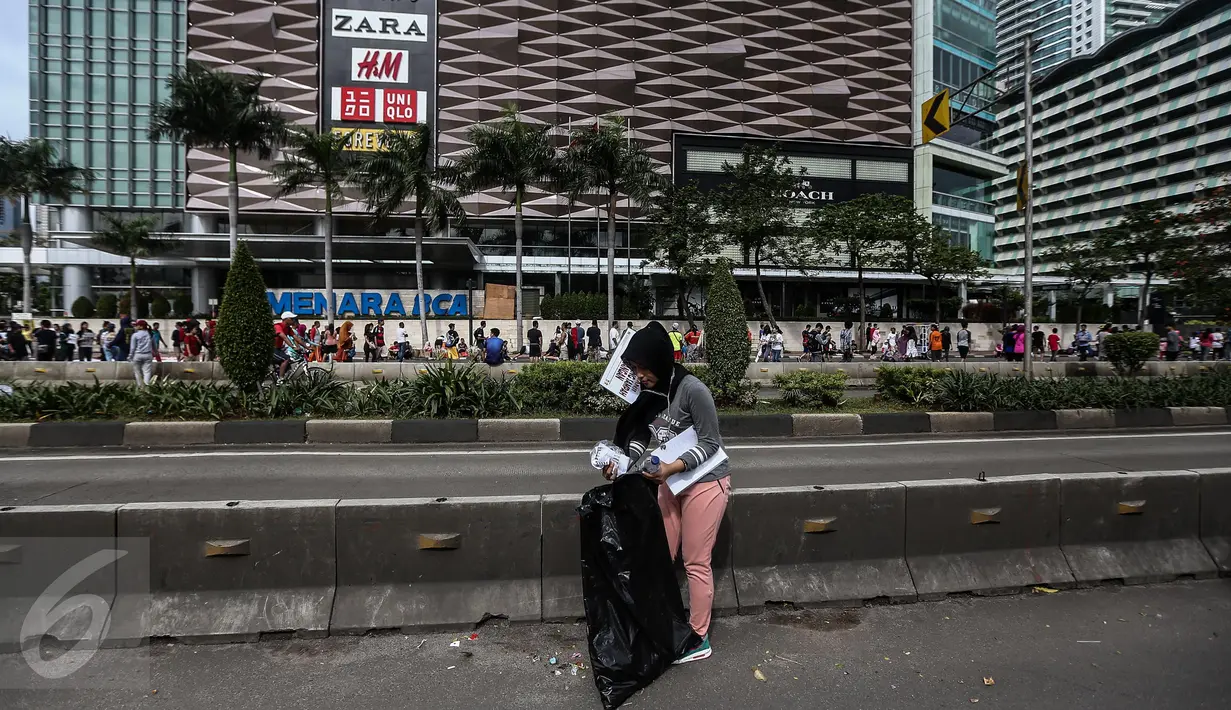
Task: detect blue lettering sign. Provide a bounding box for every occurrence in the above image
[293,292,314,315]
[338,292,360,316]
[385,292,406,316]
[431,294,452,316]
[448,294,469,317]
[314,293,329,317]
[267,292,293,315]
[360,292,382,316]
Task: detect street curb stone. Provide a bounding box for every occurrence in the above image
[28,421,126,448]
[993,410,1058,431]
[860,412,931,435]
[927,411,994,433]
[391,419,478,443]
[791,413,862,437]
[559,418,619,443]
[1168,407,1227,426]
[1055,409,1115,429]
[478,418,560,442]
[215,420,306,445]
[1114,408,1174,429]
[306,419,393,444]
[124,421,217,447]
[0,423,32,448]
[719,414,793,438]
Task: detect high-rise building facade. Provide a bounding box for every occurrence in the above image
[914,0,1005,262]
[27,0,187,213]
[997,0,1181,88]
[992,0,1231,275]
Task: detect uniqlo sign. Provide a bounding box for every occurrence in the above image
[331,87,427,125]
[351,48,409,83]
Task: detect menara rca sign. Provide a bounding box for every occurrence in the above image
[267,291,470,317]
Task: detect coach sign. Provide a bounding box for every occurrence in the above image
[321,0,437,148]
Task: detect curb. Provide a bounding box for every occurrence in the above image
[0,407,1226,448]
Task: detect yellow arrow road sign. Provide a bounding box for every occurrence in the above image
[921,89,951,143]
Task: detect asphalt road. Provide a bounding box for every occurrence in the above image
[2,580,1227,708]
[1,428,1229,505]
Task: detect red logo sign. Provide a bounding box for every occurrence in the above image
[350,48,409,83]
[330,87,427,125]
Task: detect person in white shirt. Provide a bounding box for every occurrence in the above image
[770,327,784,362]
[609,321,621,352]
[396,321,409,361]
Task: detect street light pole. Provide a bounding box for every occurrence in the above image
[1022,36,1036,380]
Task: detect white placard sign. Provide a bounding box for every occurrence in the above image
[600,334,641,404]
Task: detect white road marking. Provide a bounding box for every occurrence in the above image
[1,429,1227,464]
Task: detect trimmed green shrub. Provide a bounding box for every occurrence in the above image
[1103,331,1161,376]
[95,293,118,318]
[924,369,1231,411]
[150,294,171,319]
[510,361,626,415]
[704,259,750,404]
[773,371,847,408]
[539,292,609,321]
[118,291,145,318]
[215,241,276,392]
[70,296,95,318]
[875,366,943,405]
[173,292,194,318]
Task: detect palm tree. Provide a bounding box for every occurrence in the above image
[452,105,557,351]
[150,61,288,259]
[356,125,464,352]
[90,214,179,318]
[0,137,92,313]
[563,115,664,327]
[269,128,358,326]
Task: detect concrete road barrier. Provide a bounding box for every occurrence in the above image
[904,475,1073,599]
[732,484,914,610]
[0,423,31,448]
[1168,407,1228,426]
[124,421,217,447]
[331,496,542,633]
[1195,468,1231,575]
[1059,471,1217,584]
[109,499,338,644]
[0,504,121,653]
[477,418,559,442]
[541,494,584,621]
[66,362,119,381]
[927,411,994,433]
[1055,409,1115,429]
[305,419,392,444]
[792,413,862,437]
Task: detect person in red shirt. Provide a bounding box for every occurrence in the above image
[1048,328,1061,361]
[684,325,701,361]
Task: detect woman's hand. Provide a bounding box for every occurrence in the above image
[643,459,686,484]
[602,462,618,481]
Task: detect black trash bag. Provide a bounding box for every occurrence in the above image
[579,474,699,709]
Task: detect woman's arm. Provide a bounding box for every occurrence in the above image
[678,379,721,471]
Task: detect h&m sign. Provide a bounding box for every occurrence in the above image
[267,291,469,318]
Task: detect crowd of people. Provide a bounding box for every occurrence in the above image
[0,316,214,364]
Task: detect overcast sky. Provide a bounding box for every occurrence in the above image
[1,12,28,139]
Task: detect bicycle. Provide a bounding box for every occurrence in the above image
[261,346,333,391]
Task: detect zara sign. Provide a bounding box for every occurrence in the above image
[267,291,470,318]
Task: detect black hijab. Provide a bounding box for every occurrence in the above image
[613,322,691,449]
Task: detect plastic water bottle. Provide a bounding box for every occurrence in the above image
[644,455,661,475]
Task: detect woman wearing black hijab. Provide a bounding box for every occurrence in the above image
[603,321,729,665]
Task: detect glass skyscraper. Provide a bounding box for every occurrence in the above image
[27,0,186,213]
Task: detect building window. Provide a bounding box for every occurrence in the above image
[792,156,852,179]
[856,161,909,183]
[685,150,743,173]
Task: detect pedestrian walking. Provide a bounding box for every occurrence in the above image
[1076,324,1092,361]
[928,324,943,362]
[1200,329,1214,360]
[150,323,165,362]
[129,320,155,386]
[1213,328,1225,361]
[396,321,409,361]
[33,320,57,362]
[587,320,604,360]
[56,323,75,361]
[1049,328,1061,361]
[669,323,685,363]
[1032,325,1045,356]
[942,326,952,361]
[770,327,784,362]
[840,321,855,362]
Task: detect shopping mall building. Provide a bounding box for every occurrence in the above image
[9,0,1015,320]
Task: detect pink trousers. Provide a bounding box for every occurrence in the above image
[658,477,731,637]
